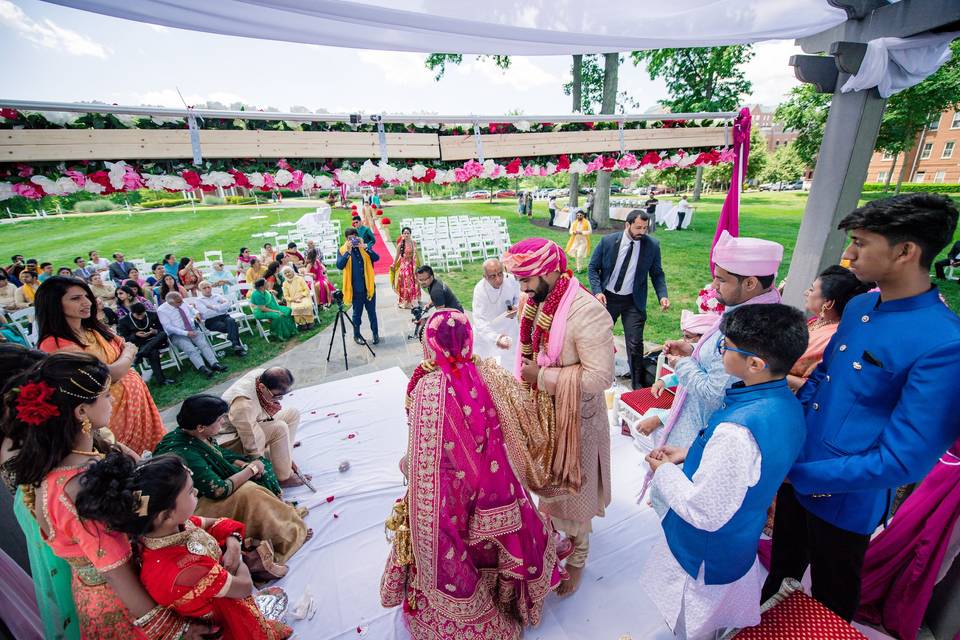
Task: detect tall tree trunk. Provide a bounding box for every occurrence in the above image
[895,152,910,195]
[692,165,705,201]
[569,54,583,209]
[593,52,619,228]
[884,153,897,191]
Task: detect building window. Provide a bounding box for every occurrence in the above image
[915,172,925,183]
[952,112,960,129]
[943,141,955,159]
[881,151,894,161]
[876,171,888,182]
[920,142,933,159]
[934,171,946,183]
[928,117,939,131]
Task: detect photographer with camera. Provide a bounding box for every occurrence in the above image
[416,265,463,313]
[336,228,380,345]
[471,258,520,368]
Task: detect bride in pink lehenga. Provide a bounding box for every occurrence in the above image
[381,310,562,639]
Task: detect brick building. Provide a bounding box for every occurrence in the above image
[866,108,960,184]
[749,104,799,153]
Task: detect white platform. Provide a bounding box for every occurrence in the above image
[276,369,891,640]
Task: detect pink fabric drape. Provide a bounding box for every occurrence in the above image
[710,107,751,276]
[392,310,560,632]
[0,548,42,640]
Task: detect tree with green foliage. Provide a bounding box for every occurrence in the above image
[761,142,806,184]
[424,54,511,81]
[631,46,754,201]
[775,40,960,193]
[746,128,769,184]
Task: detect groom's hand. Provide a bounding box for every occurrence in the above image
[520,358,540,386]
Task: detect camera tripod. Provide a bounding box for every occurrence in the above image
[326,301,375,370]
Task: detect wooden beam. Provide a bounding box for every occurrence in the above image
[439,128,726,161]
[791,55,839,93]
[0,129,440,161]
[801,0,960,54]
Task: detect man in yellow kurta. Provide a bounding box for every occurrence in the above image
[503,238,615,595]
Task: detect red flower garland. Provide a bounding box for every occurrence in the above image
[15,380,60,426]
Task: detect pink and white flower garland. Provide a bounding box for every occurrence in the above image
[0,149,733,201]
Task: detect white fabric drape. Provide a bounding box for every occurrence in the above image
[841,32,959,98]
[44,0,847,54]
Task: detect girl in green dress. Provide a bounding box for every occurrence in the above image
[250,278,298,340]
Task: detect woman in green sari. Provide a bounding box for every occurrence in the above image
[1,344,79,640]
[250,277,298,340]
[153,394,309,564]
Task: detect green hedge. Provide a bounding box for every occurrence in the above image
[139,199,189,209]
[862,182,959,194]
[74,199,117,213]
[226,196,255,205]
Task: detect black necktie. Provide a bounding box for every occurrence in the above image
[613,240,634,292]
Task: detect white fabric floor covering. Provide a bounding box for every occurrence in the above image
[275,368,891,639]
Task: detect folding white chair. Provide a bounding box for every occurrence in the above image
[7,308,36,348]
[203,250,224,263]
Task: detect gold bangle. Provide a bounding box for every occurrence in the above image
[133,605,162,628]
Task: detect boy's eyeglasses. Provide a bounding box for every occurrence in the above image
[717,337,768,368]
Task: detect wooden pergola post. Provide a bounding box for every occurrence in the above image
[782,0,960,307]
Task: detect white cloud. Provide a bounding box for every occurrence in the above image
[744,40,803,107]
[356,50,435,88]
[131,89,250,108]
[0,0,109,58]
[454,56,560,91]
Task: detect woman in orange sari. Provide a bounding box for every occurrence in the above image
[786,265,872,391]
[35,276,165,454]
[76,451,291,640]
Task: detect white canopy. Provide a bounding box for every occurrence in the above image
[44,0,847,55]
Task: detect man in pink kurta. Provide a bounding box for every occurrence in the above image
[503,238,615,595]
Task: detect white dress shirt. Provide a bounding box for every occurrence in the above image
[190,293,232,320]
[157,301,198,337]
[471,274,521,368]
[605,231,642,296]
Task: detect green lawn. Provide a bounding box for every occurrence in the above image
[4,192,958,408]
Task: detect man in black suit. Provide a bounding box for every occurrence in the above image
[588,209,669,389]
[934,239,960,280]
[117,302,175,385]
[108,252,135,286]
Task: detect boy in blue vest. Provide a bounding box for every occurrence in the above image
[763,193,960,621]
[641,303,809,639]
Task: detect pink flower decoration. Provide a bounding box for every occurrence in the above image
[17,164,33,178]
[122,166,143,191]
[262,173,275,190]
[539,166,548,176]
[523,164,535,176]
[326,495,335,503]
[640,151,662,166]
[718,148,736,163]
[12,182,43,199]
[277,158,291,170]
[617,153,638,170]
[290,170,304,190]
[66,170,86,187]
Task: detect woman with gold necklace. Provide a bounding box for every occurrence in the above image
[35,276,165,454]
[1,352,213,639]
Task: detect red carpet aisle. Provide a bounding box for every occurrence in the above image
[370,222,393,276]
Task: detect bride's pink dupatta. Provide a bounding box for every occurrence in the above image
[381,310,560,636]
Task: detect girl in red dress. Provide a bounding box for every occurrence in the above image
[76,451,292,640]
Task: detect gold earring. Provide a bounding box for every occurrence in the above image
[81,417,92,435]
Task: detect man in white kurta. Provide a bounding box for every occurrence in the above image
[471,258,520,369]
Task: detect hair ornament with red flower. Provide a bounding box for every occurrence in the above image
[14,380,60,426]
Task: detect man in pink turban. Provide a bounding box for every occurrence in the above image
[501,238,615,595]
[640,230,785,516]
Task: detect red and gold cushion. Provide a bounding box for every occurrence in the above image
[734,590,868,639]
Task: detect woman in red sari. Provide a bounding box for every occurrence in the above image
[35,276,165,454]
[381,310,562,639]
[392,226,419,309]
[76,451,292,640]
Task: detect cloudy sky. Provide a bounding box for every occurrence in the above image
[0,0,804,115]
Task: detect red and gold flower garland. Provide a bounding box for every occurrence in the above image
[518,271,576,388]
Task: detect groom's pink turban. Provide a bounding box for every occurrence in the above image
[501,238,567,278]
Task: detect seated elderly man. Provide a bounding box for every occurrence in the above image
[192,280,246,356]
[157,291,228,378]
[221,367,307,487]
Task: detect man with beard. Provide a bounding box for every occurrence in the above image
[502,238,615,596]
[640,230,784,517]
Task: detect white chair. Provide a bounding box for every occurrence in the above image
[946,265,959,281]
[6,308,36,347]
[203,250,223,263]
[235,298,271,342]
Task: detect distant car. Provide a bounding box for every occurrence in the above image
[464,190,491,199]
[784,180,803,191]
[494,189,516,198]
[610,185,623,194]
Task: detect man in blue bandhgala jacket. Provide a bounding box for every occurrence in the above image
[762,193,960,621]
